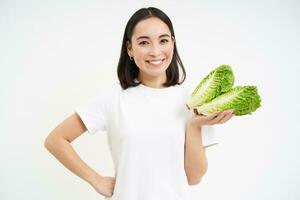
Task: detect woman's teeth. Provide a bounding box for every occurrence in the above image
[147,59,164,65]
[150,60,162,64]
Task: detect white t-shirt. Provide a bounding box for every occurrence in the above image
[75,82,218,200]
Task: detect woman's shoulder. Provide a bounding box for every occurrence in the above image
[89,82,122,102]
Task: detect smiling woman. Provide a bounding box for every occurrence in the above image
[126,17,174,87]
[44,6,226,200]
[117,7,186,90]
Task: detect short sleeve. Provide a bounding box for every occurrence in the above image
[75,92,109,135]
[201,125,219,148]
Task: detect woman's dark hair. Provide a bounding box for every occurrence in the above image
[117,7,186,90]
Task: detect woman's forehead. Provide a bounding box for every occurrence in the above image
[132,17,171,40]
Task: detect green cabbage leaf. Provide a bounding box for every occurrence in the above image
[194,86,261,116]
[186,64,234,109]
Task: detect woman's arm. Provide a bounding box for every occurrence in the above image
[44,112,98,183]
[44,113,115,197]
[184,123,207,185]
[184,110,234,185]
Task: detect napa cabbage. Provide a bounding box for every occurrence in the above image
[186,64,234,109]
[193,86,261,116]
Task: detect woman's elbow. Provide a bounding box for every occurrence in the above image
[44,134,62,151]
[188,178,201,186]
[187,173,205,186]
[44,135,55,151]
[187,167,208,186]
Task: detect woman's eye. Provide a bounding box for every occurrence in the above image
[138,39,169,46]
[161,39,169,43]
[139,41,148,45]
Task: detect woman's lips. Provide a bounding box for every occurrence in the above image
[146,59,165,67]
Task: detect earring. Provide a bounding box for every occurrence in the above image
[130,56,133,61]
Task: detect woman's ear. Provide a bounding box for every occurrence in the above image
[172,36,175,45]
[126,41,132,57]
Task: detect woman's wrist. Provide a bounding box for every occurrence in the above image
[187,121,202,136]
[187,119,202,129]
[86,171,102,185]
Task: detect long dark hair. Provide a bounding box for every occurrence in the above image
[117,7,186,90]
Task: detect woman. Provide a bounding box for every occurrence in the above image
[44,7,233,200]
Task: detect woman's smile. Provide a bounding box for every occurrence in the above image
[146,59,165,67]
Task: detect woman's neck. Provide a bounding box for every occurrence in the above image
[137,73,167,89]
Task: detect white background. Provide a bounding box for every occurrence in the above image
[1,0,299,199]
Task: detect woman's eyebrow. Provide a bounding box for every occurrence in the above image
[136,34,170,41]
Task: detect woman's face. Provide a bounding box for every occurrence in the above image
[127,17,175,84]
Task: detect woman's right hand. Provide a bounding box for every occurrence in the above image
[188,110,234,128]
[89,174,116,198]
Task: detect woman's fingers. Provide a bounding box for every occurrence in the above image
[192,110,234,126]
[209,111,227,124]
[204,111,222,121]
[208,110,234,125]
[219,112,234,124]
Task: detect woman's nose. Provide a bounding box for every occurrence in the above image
[149,43,162,56]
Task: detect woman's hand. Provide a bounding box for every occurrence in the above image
[89,174,116,198]
[188,110,234,127]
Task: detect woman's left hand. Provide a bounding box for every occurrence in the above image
[188,110,234,127]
